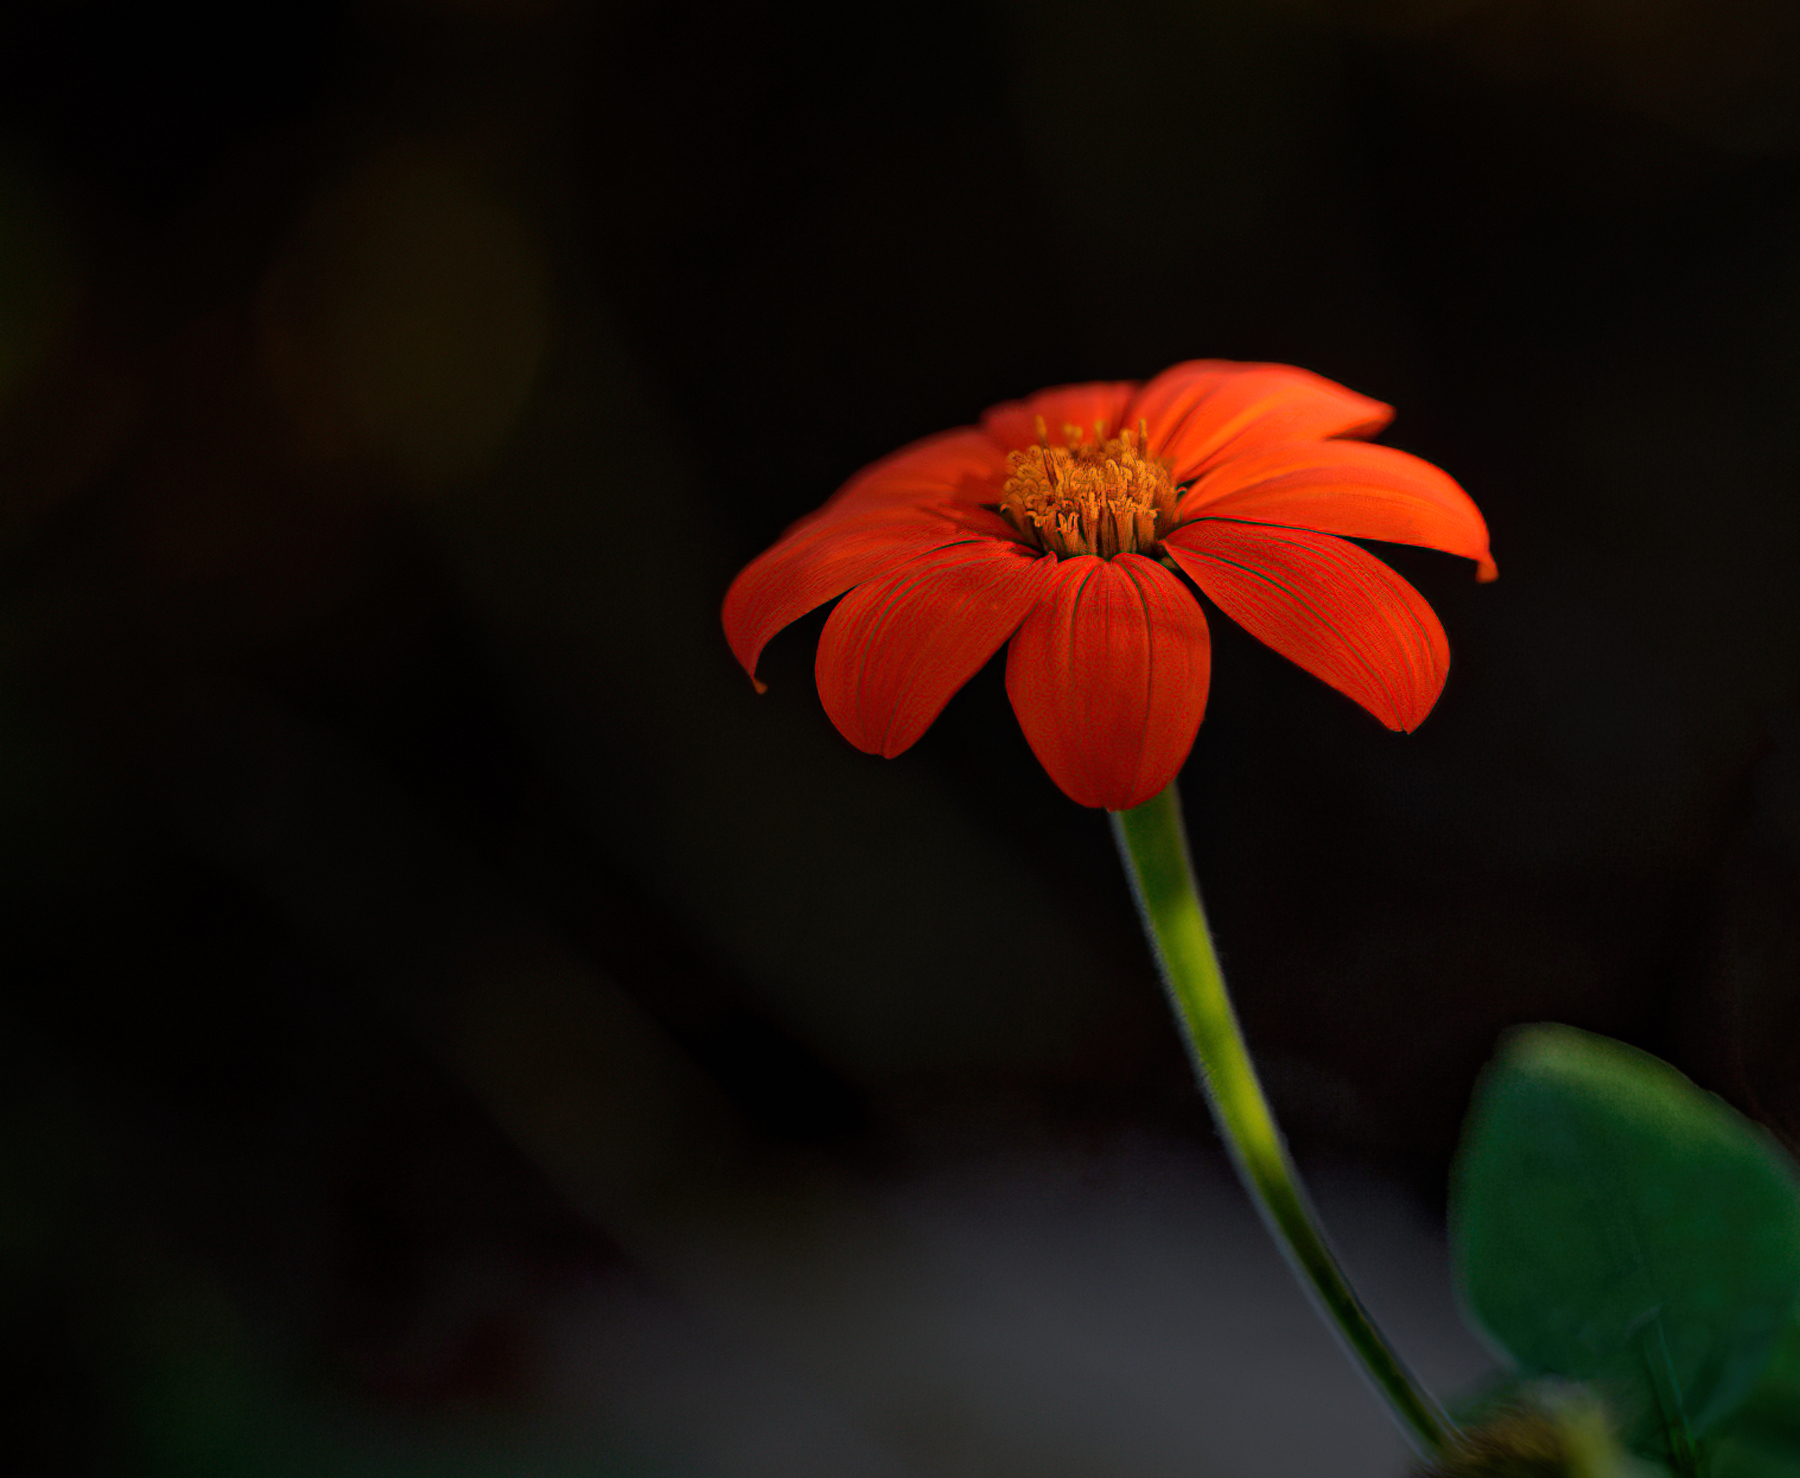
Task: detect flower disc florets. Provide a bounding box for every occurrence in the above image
[998,418,1180,558]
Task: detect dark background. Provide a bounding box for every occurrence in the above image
[5,0,1800,1473]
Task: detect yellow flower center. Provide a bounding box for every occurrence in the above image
[997,419,1179,558]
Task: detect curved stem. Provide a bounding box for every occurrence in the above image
[1112,782,1454,1458]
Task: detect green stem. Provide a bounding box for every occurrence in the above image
[1112,782,1454,1458]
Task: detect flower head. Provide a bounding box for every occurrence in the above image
[723,360,1494,810]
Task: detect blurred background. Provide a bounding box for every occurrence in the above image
[5,0,1800,1473]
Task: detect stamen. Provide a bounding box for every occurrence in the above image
[997,423,1179,559]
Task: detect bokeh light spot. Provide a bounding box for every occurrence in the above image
[258,140,551,489]
[0,147,77,414]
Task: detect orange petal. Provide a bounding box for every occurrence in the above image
[980,381,1139,451]
[1178,440,1497,581]
[1128,361,1393,482]
[1004,554,1211,810]
[723,505,1019,687]
[816,540,1054,756]
[1165,522,1448,732]
[822,426,1011,517]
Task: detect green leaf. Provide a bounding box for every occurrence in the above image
[1453,1025,1800,1456]
[1704,1309,1800,1477]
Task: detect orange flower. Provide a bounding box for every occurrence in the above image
[723,361,1495,811]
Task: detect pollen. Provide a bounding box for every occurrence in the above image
[998,419,1180,558]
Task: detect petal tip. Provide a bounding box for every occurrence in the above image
[1476,555,1499,583]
